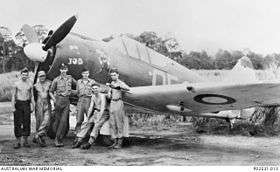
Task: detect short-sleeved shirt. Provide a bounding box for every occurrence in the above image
[14,80,33,101]
[34,80,51,99]
[77,78,95,97]
[110,79,129,100]
[50,75,76,97]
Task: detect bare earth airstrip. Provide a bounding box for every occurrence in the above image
[0,102,279,166]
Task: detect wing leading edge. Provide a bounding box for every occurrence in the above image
[125,81,280,114]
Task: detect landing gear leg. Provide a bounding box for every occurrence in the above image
[225,118,234,130]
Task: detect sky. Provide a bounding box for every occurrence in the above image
[1,0,280,55]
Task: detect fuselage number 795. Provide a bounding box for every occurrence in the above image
[68,57,83,65]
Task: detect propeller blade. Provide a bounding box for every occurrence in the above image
[32,62,41,102]
[22,24,39,43]
[43,15,77,50]
[33,62,40,84]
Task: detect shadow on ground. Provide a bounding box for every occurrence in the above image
[1,127,279,166]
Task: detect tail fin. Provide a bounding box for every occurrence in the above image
[226,56,258,83]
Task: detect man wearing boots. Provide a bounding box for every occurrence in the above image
[50,63,76,147]
[11,68,35,149]
[106,69,130,149]
[72,83,109,149]
[33,71,52,147]
[74,68,95,135]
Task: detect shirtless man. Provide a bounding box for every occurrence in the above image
[11,68,35,149]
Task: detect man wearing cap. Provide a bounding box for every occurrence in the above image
[106,68,130,149]
[72,83,109,149]
[74,68,95,135]
[33,71,52,147]
[49,63,76,147]
[11,68,35,149]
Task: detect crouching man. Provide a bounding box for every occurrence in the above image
[72,83,109,149]
[33,71,52,147]
[11,68,35,149]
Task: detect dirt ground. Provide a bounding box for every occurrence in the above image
[0,103,280,166]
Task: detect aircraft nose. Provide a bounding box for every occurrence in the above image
[23,43,48,62]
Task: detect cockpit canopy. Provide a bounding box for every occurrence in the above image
[107,35,170,68]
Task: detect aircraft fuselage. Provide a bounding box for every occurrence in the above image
[43,33,204,112]
[48,34,203,85]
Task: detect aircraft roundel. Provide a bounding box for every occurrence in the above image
[193,94,236,105]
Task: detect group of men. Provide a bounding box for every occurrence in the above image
[11,63,129,150]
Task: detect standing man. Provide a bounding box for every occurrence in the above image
[11,68,35,149]
[72,83,110,149]
[49,63,76,147]
[107,68,130,149]
[33,71,52,147]
[74,68,95,134]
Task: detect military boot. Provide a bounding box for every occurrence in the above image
[108,138,118,148]
[13,137,21,149]
[38,136,47,147]
[81,142,92,149]
[81,137,96,149]
[23,136,31,148]
[72,139,83,149]
[54,138,64,147]
[13,142,21,149]
[32,136,38,144]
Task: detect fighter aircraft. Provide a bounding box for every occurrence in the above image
[22,15,280,127]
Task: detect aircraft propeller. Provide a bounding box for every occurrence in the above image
[21,24,44,84]
[43,15,77,51]
[22,15,78,84]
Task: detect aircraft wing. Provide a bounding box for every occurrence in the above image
[125,81,280,114]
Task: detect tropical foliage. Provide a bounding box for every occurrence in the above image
[1,26,280,73]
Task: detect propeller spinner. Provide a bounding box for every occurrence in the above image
[22,15,78,62]
[22,15,77,84]
[23,42,48,62]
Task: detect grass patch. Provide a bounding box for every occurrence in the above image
[129,113,186,130]
[0,71,19,102]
